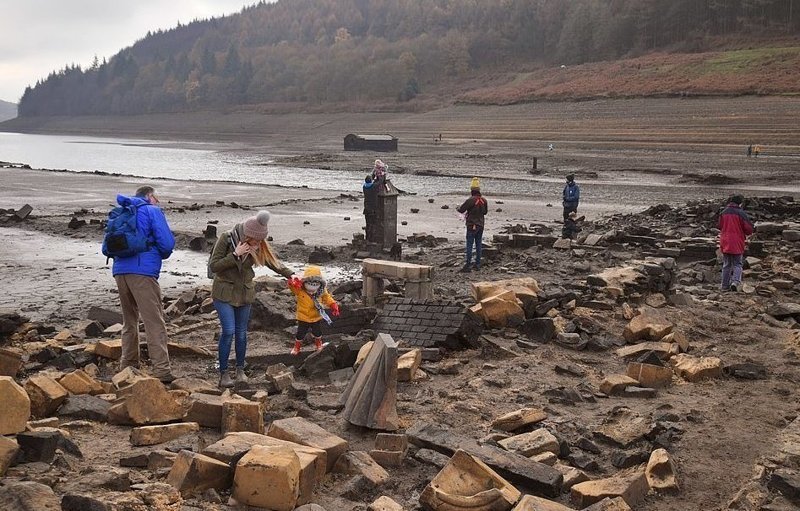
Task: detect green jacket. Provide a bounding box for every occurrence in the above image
[209,228,292,306]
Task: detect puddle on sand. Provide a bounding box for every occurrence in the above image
[0,227,360,323]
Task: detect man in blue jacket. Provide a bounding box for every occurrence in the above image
[562,174,580,221]
[110,186,176,383]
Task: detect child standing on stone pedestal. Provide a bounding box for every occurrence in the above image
[287,266,340,355]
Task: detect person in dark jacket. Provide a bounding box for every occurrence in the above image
[456,177,488,272]
[209,210,293,388]
[563,174,580,221]
[718,195,754,292]
[110,186,176,383]
[363,175,379,243]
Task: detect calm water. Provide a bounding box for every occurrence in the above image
[0,132,786,202]
[0,132,502,196]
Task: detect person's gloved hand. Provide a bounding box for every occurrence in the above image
[330,303,340,317]
[287,276,303,289]
[234,242,251,257]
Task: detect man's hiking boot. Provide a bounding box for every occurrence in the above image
[158,373,176,384]
[235,368,248,384]
[219,372,234,388]
[458,264,471,273]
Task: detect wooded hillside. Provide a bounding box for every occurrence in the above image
[18,0,800,116]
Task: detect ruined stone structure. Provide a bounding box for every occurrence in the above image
[373,298,482,349]
[361,259,433,306]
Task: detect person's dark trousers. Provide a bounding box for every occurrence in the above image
[465,225,484,268]
[563,204,578,221]
[213,299,252,372]
[721,253,744,290]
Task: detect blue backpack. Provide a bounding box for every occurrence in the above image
[102,203,151,260]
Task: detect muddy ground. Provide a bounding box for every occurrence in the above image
[1,97,800,510]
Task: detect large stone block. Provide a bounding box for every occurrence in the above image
[616,342,677,360]
[582,497,633,510]
[669,354,723,382]
[420,449,521,511]
[166,450,232,497]
[571,469,648,508]
[370,433,408,468]
[16,430,60,463]
[355,341,374,368]
[645,448,679,493]
[512,494,574,510]
[334,451,390,485]
[57,394,111,422]
[233,445,301,511]
[553,463,589,490]
[222,399,264,434]
[626,362,673,388]
[622,313,673,343]
[58,369,104,395]
[407,422,562,498]
[0,435,20,477]
[108,377,188,425]
[369,496,404,511]
[594,408,651,448]
[661,331,690,352]
[186,392,225,429]
[0,347,24,377]
[472,291,525,329]
[498,429,559,457]
[268,417,348,472]
[130,422,201,446]
[397,349,422,382]
[203,432,325,506]
[111,366,145,389]
[491,408,548,433]
[0,481,61,511]
[94,339,122,360]
[599,375,640,396]
[25,375,69,417]
[0,376,31,435]
[472,278,540,308]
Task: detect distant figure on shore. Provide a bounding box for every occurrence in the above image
[363,175,378,243]
[457,177,488,273]
[753,145,761,157]
[562,174,580,221]
[208,210,293,388]
[562,211,582,239]
[288,266,340,355]
[548,143,554,151]
[719,195,754,292]
[746,145,752,157]
[102,185,176,383]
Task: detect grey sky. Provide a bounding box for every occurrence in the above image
[0,0,260,103]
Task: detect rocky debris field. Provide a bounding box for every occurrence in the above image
[1,195,800,511]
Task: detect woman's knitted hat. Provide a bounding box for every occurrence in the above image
[470,177,480,191]
[243,210,270,240]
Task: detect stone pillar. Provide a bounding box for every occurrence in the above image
[374,179,398,250]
